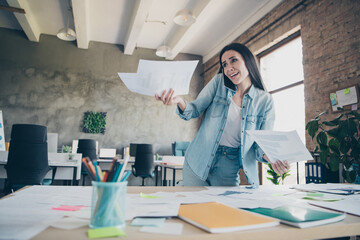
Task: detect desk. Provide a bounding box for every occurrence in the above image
[0,151,82,185]
[2,185,359,240]
[162,164,183,186]
[98,158,163,186]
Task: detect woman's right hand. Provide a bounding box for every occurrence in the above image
[155,88,186,111]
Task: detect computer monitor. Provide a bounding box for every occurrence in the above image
[47,133,58,153]
[129,143,137,157]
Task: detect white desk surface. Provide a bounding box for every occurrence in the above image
[0,151,82,180]
[1,185,360,240]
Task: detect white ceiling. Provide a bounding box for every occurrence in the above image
[0,0,282,63]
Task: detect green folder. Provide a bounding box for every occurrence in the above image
[246,205,346,228]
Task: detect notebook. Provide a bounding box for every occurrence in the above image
[177,202,279,233]
[246,205,346,228]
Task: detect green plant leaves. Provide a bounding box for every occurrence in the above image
[306,120,318,139]
[306,109,360,183]
[83,111,107,134]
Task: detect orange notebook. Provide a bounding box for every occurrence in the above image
[178,202,279,233]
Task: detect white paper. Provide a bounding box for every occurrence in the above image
[140,222,183,235]
[118,59,198,96]
[246,130,313,163]
[48,217,89,230]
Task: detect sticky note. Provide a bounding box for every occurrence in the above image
[307,193,324,197]
[52,205,86,211]
[344,88,350,94]
[140,192,161,199]
[88,227,126,239]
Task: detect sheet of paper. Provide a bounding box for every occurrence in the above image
[48,217,89,230]
[118,59,198,96]
[131,217,166,227]
[140,222,183,235]
[246,130,313,163]
[310,199,360,216]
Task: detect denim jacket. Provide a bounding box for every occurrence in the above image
[176,73,275,187]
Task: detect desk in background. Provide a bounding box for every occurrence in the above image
[0,151,82,185]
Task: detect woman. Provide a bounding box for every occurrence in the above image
[155,43,290,187]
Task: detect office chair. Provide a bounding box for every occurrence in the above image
[131,144,154,186]
[5,124,52,193]
[173,141,190,156]
[77,139,97,185]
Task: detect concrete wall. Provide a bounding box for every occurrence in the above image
[0,28,204,155]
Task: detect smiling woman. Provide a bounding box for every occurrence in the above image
[155,42,290,187]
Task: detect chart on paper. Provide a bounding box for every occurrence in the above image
[246,130,313,163]
[118,59,198,96]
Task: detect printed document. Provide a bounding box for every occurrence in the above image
[246,130,313,163]
[118,59,198,96]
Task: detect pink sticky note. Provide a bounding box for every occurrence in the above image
[52,205,85,211]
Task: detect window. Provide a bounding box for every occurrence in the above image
[258,33,306,185]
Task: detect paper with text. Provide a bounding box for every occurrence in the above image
[118,59,199,96]
[246,130,313,163]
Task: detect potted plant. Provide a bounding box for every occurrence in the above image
[266,163,290,185]
[306,108,360,183]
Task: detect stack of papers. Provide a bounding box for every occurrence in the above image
[118,59,198,96]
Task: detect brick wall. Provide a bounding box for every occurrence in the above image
[203,0,360,151]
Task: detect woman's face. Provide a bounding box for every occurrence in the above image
[221,50,250,86]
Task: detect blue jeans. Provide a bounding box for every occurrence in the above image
[183,146,241,186]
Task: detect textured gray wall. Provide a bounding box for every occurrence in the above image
[0,28,204,155]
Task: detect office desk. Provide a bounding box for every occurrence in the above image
[3,186,358,240]
[0,151,82,185]
[162,164,183,186]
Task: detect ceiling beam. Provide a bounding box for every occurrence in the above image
[7,0,41,42]
[72,0,89,49]
[165,0,218,60]
[124,0,153,55]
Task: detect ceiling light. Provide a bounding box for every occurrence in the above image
[57,27,76,41]
[156,45,172,58]
[57,0,76,41]
[174,9,196,26]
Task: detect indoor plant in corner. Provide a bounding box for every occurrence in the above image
[306,108,360,183]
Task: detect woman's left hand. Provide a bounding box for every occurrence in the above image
[271,160,290,175]
[263,154,290,175]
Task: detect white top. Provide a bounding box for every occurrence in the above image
[219,99,242,148]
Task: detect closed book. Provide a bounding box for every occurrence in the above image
[178,202,279,233]
[246,205,346,228]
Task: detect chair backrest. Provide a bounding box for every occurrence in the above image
[6,124,49,185]
[77,139,97,160]
[174,141,190,156]
[134,144,154,176]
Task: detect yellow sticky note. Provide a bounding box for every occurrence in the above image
[88,227,126,239]
[344,88,350,94]
[140,192,161,199]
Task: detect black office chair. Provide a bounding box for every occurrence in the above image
[5,124,52,193]
[132,144,154,186]
[77,139,97,186]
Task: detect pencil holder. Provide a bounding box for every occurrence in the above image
[90,181,127,229]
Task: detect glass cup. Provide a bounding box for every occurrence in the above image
[90,181,127,229]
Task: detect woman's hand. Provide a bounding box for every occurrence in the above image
[155,88,186,110]
[271,160,290,175]
[263,154,290,175]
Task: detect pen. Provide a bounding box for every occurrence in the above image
[93,161,100,181]
[121,171,131,182]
